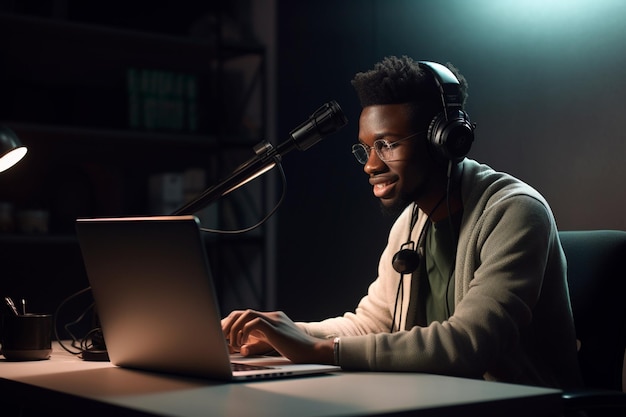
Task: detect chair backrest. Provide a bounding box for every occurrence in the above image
[559,230,626,392]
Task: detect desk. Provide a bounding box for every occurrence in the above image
[0,343,561,417]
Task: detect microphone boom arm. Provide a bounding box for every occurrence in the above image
[172,100,348,216]
[173,142,281,215]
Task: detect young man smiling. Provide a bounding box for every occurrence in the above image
[222,56,583,389]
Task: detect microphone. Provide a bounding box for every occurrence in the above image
[275,100,348,155]
[290,100,348,151]
[173,100,348,215]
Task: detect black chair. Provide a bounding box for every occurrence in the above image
[559,230,626,416]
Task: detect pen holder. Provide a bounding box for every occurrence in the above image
[1,313,53,361]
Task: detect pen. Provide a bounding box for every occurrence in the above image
[4,296,19,316]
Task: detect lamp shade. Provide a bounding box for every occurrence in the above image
[0,126,27,173]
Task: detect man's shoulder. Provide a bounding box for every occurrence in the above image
[462,159,552,219]
[463,159,544,201]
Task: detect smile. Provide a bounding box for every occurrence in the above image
[372,180,396,199]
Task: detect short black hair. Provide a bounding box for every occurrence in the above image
[351,56,468,125]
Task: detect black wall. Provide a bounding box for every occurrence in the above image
[275,0,626,320]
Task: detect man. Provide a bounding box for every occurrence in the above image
[222,56,582,389]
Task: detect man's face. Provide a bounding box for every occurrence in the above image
[357,104,439,216]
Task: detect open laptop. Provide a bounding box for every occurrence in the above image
[75,215,339,381]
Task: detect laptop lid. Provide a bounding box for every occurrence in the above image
[75,215,339,381]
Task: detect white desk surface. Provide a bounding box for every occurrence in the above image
[0,343,562,417]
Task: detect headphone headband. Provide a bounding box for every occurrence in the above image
[417,61,475,162]
[418,61,464,111]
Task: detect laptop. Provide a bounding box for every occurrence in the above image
[75,215,340,381]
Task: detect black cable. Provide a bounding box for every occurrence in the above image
[443,160,463,318]
[391,194,445,332]
[53,162,287,358]
[444,160,455,318]
[54,286,93,355]
[445,160,459,246]
[391,160,463,330]
[199,161,287,235]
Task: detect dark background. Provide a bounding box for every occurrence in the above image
[1,0,624,324]
[274,0,626,321]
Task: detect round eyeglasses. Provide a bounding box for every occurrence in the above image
[351,131,425,164]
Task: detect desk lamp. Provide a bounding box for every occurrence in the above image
[0,126,28,173]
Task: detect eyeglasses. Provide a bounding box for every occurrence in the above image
[351,131,425,165]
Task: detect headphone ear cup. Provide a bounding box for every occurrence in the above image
[428,110,475,163]
[392,248,421,274]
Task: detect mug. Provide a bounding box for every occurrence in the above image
[1,313,53,361]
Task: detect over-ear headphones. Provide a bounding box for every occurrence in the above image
[418,61,475,163]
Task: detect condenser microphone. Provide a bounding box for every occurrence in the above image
[276,100,348,154]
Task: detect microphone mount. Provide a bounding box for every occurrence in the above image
[173,100,347,216]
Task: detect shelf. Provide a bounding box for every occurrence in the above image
[0,12,266,134]
[0,12,264,75]
[3,122,219,147]
[2,122,266,149]
[0,7,271,312]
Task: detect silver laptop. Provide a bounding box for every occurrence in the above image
[75,215,339,381]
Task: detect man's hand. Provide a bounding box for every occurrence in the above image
[221,310,334,364]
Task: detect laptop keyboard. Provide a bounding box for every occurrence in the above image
[231,362,275,372]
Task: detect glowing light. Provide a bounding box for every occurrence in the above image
[0,146,27,173]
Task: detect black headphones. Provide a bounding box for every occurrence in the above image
[418,61,475,163]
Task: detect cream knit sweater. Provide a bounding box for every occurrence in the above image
[298,159,582,389]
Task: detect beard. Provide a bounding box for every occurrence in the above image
[379,192,413,218]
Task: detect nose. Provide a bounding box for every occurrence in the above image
[364,148,386,175]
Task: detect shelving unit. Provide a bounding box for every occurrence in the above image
[0,10,272,328]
